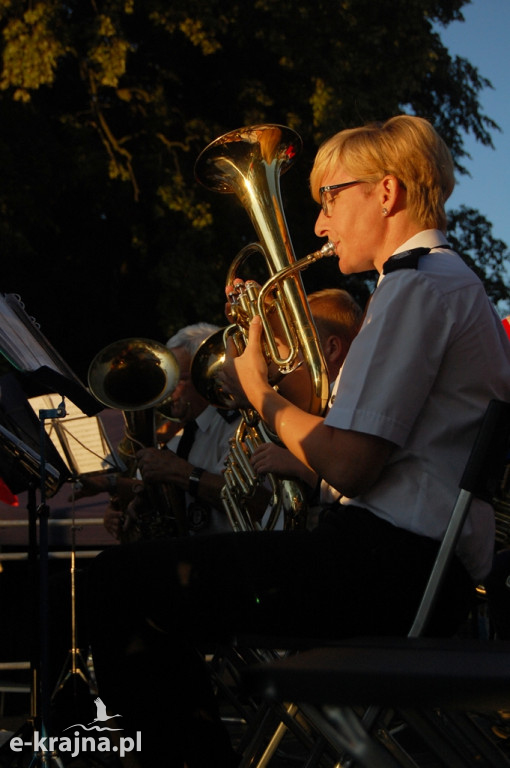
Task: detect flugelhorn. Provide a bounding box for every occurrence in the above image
[88,338,187,538]
[195,124,334,415]
[194,124,336,531]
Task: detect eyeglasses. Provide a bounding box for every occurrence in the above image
[319,181,363,217]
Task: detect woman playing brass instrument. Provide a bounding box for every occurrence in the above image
[87,116,510,768]
[248,287,363,502]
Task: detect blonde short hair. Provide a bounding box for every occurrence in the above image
[310,115,455,232]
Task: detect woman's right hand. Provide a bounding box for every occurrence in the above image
[251,442,318,488]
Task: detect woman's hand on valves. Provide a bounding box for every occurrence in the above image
[251,441,318,488]
[251,442,290,476]
[222,314,271,412]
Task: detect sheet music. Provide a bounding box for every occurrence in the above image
[29,394,125,477]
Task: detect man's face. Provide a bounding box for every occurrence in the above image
[165,345,208,421]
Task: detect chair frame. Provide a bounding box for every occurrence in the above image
[240,400,510,768]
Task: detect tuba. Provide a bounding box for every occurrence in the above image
[194,124,336,531]
[88,338,187,539]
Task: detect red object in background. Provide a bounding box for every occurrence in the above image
[503,317,510,341]
[0,477,18,506]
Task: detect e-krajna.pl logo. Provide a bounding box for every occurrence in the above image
[9,697,141,759]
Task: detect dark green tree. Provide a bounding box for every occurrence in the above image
[448,206,510,311]
[0,0,506,379]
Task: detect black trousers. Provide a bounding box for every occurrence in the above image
[86,506,473,767]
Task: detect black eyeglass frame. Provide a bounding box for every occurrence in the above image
[319,180,363,216]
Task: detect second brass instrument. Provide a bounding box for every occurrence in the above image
[88,337,187,539]
[194,124,336,531]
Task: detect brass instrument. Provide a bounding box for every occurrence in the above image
[191,327,296,531]
[194,124,336,531]
[88,338,187,539]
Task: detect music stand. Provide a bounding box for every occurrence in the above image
[0,392,69,766]
[0,292,104,765]
[50,480,91,701]
[35,399,68,768]
[28,393,125,702]
[0,392,125,767]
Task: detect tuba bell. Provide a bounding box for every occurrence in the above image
[194,124,336,531]
[88,337,187,539]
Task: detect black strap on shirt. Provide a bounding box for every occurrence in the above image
[176,419,198,459]
[382,244,455,274]
[382,247,431,274]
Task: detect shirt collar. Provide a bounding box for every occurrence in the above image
[393,229,449,254]
[195,404,217,433]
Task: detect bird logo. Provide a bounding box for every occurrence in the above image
[63,696,123,732]
[88,697,122,726]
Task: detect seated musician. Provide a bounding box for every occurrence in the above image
[93,322,244,539]
[86,115,510,768]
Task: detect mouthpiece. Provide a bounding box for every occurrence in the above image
[318,241,336,258]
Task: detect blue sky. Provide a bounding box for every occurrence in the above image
[439,0,510,254]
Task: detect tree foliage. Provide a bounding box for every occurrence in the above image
[0,0,507,379]
[448,206,510,312]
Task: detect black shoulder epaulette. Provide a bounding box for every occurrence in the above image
[218,408,241,424]
[382,247,431,274]
[383,244,454,275]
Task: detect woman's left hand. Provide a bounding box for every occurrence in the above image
[219,315,270,410]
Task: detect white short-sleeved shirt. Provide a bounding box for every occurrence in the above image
[168,405,240,534]
[322,230,510,581]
